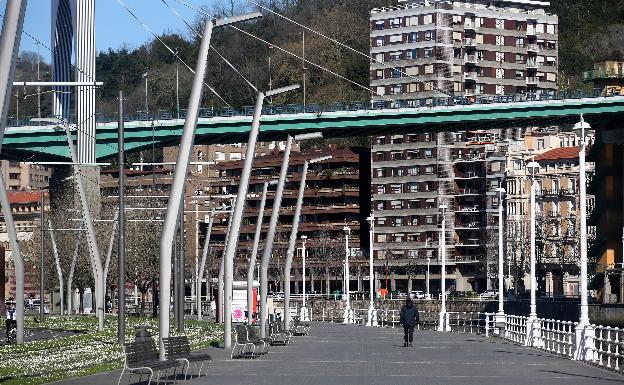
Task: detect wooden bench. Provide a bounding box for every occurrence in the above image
[162,336,212,380]
[118,339,179,385]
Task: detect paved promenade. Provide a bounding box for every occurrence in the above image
[55,322,624,385]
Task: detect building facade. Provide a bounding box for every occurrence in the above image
[370,0,558,106]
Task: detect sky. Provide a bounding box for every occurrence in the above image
[14,0,207,63]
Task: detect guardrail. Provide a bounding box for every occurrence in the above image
[6,90,620,128]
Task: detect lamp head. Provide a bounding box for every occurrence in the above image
[526,161,540,175]
[495,187,506,195]
[439,204,448,211]
[343,225,351,235]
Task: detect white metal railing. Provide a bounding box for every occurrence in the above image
[539,318,576,358]
[504,314,527,344]
[592,325,624,371]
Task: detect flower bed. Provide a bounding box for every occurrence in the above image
[0,316,222,385]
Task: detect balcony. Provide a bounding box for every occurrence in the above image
[456,188,480,195]
[464,20,477,31]
[526,60,541,69]
[464,54,479,65]
[526,25,537,37]
[464,88,479,96]
[583,69,624,81]
[464,72,478,82]
[464,38,477,48]
[526,77,540,86]
[527,44,539,53]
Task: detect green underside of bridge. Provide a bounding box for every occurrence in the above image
[2,97,624,162]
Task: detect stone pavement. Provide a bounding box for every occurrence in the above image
[54,322,624,385]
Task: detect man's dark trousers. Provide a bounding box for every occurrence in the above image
[403,325,414,344]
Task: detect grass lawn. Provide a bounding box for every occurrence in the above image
[0,315,223,385]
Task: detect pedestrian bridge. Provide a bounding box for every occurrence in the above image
[56,320,623,385]
[3,95,624,162]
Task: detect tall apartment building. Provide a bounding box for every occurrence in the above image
[370,0,558,106]
[0,161,52,191]
[372,131,506,293]
[213,146,370,294]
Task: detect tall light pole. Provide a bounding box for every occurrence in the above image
[175,48,180,119]
[526,160,541,347]
[299,235,309,321]
[366,215,377,326]
[283,155,330,331]
[495,187,506,331]
[142,71,148,114]
[343,225,351,324]
[573,115,594,360]
[437,204,450,332]
[426,257,431,300]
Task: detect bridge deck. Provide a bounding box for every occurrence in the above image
[56,322,624,385]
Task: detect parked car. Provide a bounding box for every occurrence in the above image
[410,291,425,299]
[480,290,498,299]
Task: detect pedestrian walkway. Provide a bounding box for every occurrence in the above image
[54,322,624,385]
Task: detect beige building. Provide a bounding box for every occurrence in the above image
[0,161,52,191]
[505,128,595,296]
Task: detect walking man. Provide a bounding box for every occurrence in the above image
[399,298,419,347]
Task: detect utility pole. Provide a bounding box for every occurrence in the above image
[302,31,306,108]
[175,48,180,119]
[178,194,185,332]
[117,90,126,343]
[36,41,40,122]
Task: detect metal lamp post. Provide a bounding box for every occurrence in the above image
[525,160,541,347]
[437,204,450,332]
[142,71,148,114]
[573,115,594,361]
[343,225,351,324]
[495,187,506,332]
[426,257,431,300]
[283,155,331,332]
[299,235,309,321]
[366,215,378,326]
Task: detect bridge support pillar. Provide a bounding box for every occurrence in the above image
[494,313,506,336]
[366,306,378,327]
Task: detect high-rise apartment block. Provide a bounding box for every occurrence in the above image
[370,0,558,106]
[369,0,558,294]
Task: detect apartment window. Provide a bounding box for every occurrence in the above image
[407,83,418,93]
[9,173,19,180]
[378,234,387,242]
[513,160,522,170]
[496,19,504,29]
[516,20,523,31]
[408,166,420,176]
[390,17,401,28]
[546,24,556,34]
[408,183,419,192]
[425,165,434,174]
[516,37,524,47]
[426,216,434,224]
[391,85,402,94]
[406,49,418,60]
[424,64,434,74]
[390,51,402,61]
[516,70,524,80]
[377,185,385,194]
[391,184,402,194]
[408,32,418,43]
[537,139,545,149]
[407,16,419,26]
[230,153,242,161]
[496,51,504,62]
[391,200,402,209]
[424,149,433,158]
[423,14,433,24]
[496,35,503,45]
[452,15,462,24]
[391,68,401,78]
[376,69,384,79]
[215,151,225,161]
[396,168,405,177]
[395,234,404,242]
[424,133,432,141]
[375,53,384,63]
[425,182,434,191]
[376,201,384,210]
[424,48,433,58]
[376,86,386,96]
[409,217,419,226]
[375,20,384,30]
[376,169,384,177]
[389,34,403,44]
[377,217,386,226]
[496,68,504,79]
[394,218,403,227]
[516,53,524,63]
[376,37,385,47]
[496,85,504,95]
[424,31,432,41]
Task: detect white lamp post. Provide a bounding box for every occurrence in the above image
[525,160,541,347]
[366,215,378,326]
[299,235,309,321]
[573,114,594,361]
[426,257,431,300]
[495,187,506,332]
[343,225,352,324]
[437,204,450,332]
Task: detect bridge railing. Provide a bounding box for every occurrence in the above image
[593,325,624,371]
[7,89,621,128]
